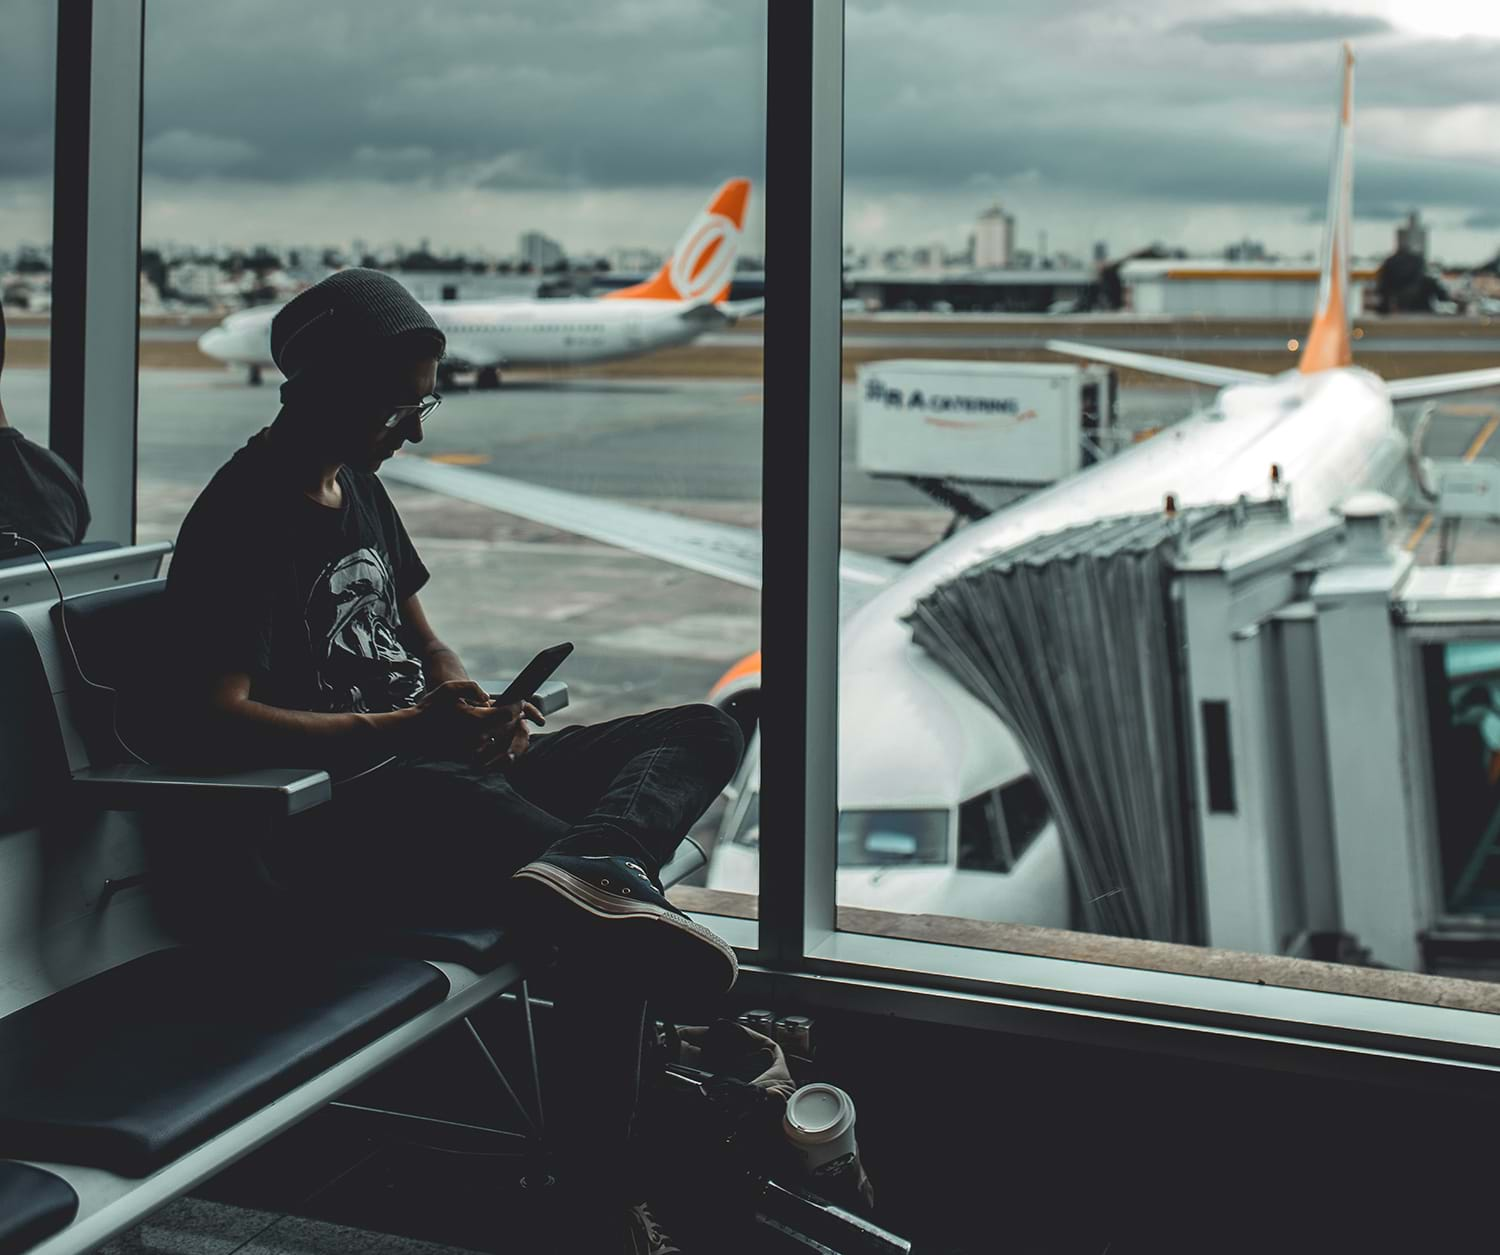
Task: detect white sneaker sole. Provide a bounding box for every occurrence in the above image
[511,861,738,993]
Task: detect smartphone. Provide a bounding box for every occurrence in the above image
[490,642,574,707]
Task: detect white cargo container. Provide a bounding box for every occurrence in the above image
[856,359,1116,485]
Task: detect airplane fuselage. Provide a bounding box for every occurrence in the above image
[709,365,1410,923]
[197,296,719,374]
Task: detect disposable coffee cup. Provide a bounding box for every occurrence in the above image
[782,1083,857,1176]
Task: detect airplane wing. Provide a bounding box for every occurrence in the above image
[441,338,502,371]
[719,298,765,321]
[679,299,764,328]
[1387,367,1500,403]
[381,455,899,612]
[1046,339,1269,389]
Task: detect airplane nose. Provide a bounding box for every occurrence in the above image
[197,327,227,359]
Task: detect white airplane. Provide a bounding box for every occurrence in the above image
[382,46,1500,927]
[196,179,763,388]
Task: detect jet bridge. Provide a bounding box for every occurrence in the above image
[910,489,1500,975]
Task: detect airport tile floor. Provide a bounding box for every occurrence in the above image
[99,1114,550,1255]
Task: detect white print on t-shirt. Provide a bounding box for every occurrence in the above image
[303,546,425,713]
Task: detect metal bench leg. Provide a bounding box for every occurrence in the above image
[464,1015,541,1140]
[519,979,546,1137]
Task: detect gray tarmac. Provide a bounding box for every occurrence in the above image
[5,364,1500,729]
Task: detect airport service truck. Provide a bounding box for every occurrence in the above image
[856,359,1117,486]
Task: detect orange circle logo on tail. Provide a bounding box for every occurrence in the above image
[670,212,740,303]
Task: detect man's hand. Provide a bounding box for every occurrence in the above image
[475,697,546,769]
[408,680,521,759]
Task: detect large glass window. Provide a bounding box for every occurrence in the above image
[739,0,1500,1009]
[0,0,57,444]
[138,1,766,912]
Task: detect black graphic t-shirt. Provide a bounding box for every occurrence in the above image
[166,429,430,720]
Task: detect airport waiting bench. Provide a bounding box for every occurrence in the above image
[0,576,707,1253]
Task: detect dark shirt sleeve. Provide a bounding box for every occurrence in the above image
[165,483,277,691]
[369,474,430,603]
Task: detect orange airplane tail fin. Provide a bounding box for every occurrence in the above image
[604,178,749,303]
[1299,44,1355,374]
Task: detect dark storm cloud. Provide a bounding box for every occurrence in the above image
[138,0,765,189]
[1466,210,1500,230]
[6,0,1500,241]
[845,109,1500,216]
[1174,9,1394,44]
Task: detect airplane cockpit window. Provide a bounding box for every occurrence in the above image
[1000,776,1049,864]
[838,810,949,868]
[958,776,1050,874]
[958,790,1010,873]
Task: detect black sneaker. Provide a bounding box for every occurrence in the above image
[510,853,738,995]
[626,1202,684,1254]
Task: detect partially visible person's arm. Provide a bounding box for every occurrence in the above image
[400,592,469,688]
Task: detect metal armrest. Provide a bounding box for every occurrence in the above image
[474,677,570,716]
[72,764,333,819]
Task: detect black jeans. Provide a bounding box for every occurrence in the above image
[284,702,744,1207]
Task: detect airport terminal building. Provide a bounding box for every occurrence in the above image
[1121,258,1378,317]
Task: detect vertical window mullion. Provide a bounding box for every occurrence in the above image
[48,0,144,544]
[760,0,844,965]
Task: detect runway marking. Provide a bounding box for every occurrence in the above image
[1405,409,1500,552]
[1406,513,1435,552]
[1463,413,1500,462]
[429,452,492,465]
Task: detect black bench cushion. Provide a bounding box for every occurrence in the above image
[0,947,449,1177]
[50,578,165,693]
[378,924,510,971]
[0,1162,78,1255]
[0,612,69,831]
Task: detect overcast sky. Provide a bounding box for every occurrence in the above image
[2,0,1499,264]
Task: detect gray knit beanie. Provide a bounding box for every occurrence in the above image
[271,268,445,400]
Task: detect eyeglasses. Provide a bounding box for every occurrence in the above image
[382,392,442,430]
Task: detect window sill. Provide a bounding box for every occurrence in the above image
[671,889,1500,1075]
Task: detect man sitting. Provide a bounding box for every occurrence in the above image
[159,269,742,1251]
[0,303,91,552]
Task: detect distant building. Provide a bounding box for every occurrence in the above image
[519,230,565,271]
[910,243,946,270]
[975,204,1014,269]
[1121,259,1377,317]
[1225,238,1268,262]
[1396,210,1428,258]
[610,246,662,273]
[1092,240,1109,264]
[844,267,1094,314]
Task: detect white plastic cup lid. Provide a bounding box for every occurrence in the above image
[785,1083,855,1141]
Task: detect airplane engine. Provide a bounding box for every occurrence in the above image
[708,649,760,770]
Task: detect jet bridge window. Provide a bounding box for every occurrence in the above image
[1421,640,1500,916]
[838,809,948,868]
[958,776,1050,873]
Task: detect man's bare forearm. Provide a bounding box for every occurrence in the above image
[196,697,418,768]
[422,640,469,688]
